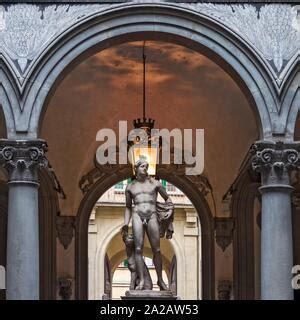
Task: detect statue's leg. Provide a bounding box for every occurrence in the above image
[132,213,145,290]
[146,214,168,291]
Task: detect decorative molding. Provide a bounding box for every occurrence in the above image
[217,280,232,300]
[0,2,299,83]
[58,277,73,300]
[80,152,214,197]
[186,174,213,196]
[56,216,75,250]
[251,141,300,186]
[0,139,48,185]
[214,217,234,252]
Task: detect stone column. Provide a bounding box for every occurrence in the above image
[252,141,300,300]
[0,139,48,300]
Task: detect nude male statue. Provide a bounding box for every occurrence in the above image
[122,157,173,291]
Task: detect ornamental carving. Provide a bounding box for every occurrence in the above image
[217,280,232,300]
[251,141,300,173]
[214,217,234,252]
[251,141,300,186]
[0,139,48,184]
[56,216,75,250]
[0,4,111,74]
[186,3,300,76]
[58,277,73,300]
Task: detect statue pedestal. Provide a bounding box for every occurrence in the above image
[121,290,178,300]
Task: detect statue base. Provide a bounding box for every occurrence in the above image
[121,290,178,300]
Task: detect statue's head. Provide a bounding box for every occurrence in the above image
[134,156,149,177]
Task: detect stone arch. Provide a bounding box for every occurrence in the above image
[76,166,213,299]
[0,64,19,138]
[18,4,275,139]
[283,65,300,140]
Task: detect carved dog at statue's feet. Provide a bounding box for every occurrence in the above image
[122,230,153,290]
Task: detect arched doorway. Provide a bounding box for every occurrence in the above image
[76,167,214,299]
[35,11,262,298]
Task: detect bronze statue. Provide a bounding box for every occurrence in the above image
[121,157,174,291]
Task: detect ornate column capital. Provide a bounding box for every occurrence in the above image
[251,141,300,190]
[0,139,48,185]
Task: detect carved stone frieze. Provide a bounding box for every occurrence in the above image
[0,2,299,84]
[0,4,112,74]
[185,3,300,77]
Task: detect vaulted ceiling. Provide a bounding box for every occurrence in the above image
[38,41,258,216]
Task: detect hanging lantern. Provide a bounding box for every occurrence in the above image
[129,118,159,176]
[128,42,160,176]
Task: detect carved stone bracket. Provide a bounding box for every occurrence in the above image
[214,217,234,252]
[58,277,73,300]
[251,141,300,187]
[217,280,232,300]
[56,216,75,250]
[0,139,48,185]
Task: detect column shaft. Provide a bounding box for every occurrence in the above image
[260,187,293,300]
[6,184,39,299]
